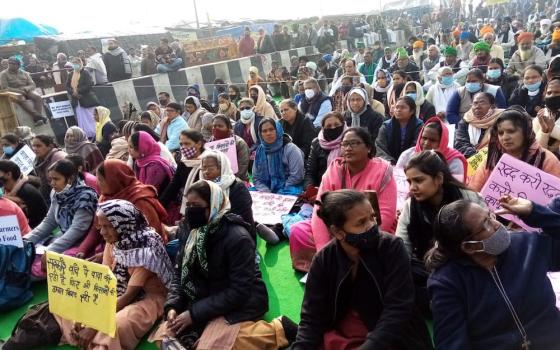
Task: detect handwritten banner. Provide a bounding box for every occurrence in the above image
[10,145,36,175]
[467,147,488,181]
[250,192,298,225]
[0,215,23,247]
[205,137,238,173]
[480,153,560,228]
[46,252,117,337]
[394,167,410,210]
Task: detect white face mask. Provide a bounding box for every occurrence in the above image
[305,89,316,99]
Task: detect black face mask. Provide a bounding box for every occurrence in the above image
[184,206,208,229]
[323,125,344,141]
[343,225,379,250]
[341,85,352,94]
[158,99,168,105]
[545,95,560,111]
[229,94,237,100]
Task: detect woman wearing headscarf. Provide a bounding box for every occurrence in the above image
[253,118,305,195]
[200,112,215,141]
[66,56,99,140]
[217,92,240,120]
[402,81,436,122]
[128,131,174,195]
[372,69,392,106]
[105,120,130,161]
[233,98,263,154]
[209,114,250,181]
[140,110,160,129]
[279,99,317,160]
[246,65,266,93]
[397,117,468,182]
[508,65,546,118]
[94,106,117,157]
[64,126,103,172]
[133,123,177,168]
[184,96,208,131]
[53,199,174,350]
[150,180,294,349]
[249,84,277,119]
[343,87,384,144]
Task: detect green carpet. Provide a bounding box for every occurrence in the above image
[0,239,304,349]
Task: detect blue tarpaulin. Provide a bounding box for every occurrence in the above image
[0,18,59,44]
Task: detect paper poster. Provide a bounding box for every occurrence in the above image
[250,192,298,225]
[394,167,410,211]
[10,145,36,175]
[205,137,238,173]
[447,123,456,148]
[548,272,560,309]
[480,153,560,229]
[46,251,117,337]
[48,100,75,119]
[0,215,23,247]
[467,147,488,179]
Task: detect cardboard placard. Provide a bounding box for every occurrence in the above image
[10,144,36,175]
[49,100,75,119]
[205,137,238,174]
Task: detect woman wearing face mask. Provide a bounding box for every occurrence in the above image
[344,87,384,144]
[280,99,317,160]
[183,96,208,131]
[426,66,461,119]
[208,115,249,181]
[470,107,560,191]
[397,118,468,181]
[64,126,103,173]
[66,56,99,140]
[128,131,175,195]
[252,118,305,194]
[24,159,97,279]
[484,58,519,102]
[534,77,560,153]
[508,65,546,118]
[396,151,483,316]
[94,106,118,158]
[249,85,276,119]
[372,69,392,106]
[376,96,424,165]
[0,133,26,160]
[385,70,409,118]
[32,134,67,203]
[150,180,295,349]
[446,68,507,125]
[332,75,354,113]
[201,151,254,234]
[290,127,397,272]
[304,112,348,188]
[402,81,436,122]
[455,92,505,158]
[228,84,242,106]
[216,93,240,120]
[293,190,433,350]
[426,196,560,350]
[233,98,263,154]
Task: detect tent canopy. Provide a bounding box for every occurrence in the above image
[0,18,59,44]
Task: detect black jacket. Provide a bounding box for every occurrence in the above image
[228,179,255,237]
[344,105,384,144]
[418,101,436,122]
[304,137,329,188]
[293,233,433,350]
[486,74,519,102]
[164,214,268,327]
[280,112,317,161]
[508,84,545,118]
[66,69,99,108]
[454,119,487,158]
[17,182,48,228]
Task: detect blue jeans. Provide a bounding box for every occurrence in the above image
[157,58,183,73]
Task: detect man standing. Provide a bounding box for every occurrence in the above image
[52,53,72,92]
[85,46,108,85]
[507,32,547,76]
[0,57,47,125]
[358,51,377,85]
[103,39,132,82]
[238,27,255,57]
[257,28,276,54]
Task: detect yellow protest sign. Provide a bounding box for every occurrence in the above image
[46,251,117,337]
[467,147,489,179]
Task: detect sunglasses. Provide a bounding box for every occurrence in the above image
[239,106,252,111]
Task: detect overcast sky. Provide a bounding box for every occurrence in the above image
[3,0,387,34]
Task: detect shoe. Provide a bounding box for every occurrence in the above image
[279,316,298,345]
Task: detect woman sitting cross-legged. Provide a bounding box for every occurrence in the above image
[292,190,433,350]
[149,180,297,349]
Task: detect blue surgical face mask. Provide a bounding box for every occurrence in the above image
[486,68,501,79]
[465,82,482,93]
[240,109,255,121]
[441,75,454,86]
[2,146,14,156]
[406,93,417,100]
[525,80,542,92]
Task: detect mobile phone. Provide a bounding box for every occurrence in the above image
[363,190,381,226]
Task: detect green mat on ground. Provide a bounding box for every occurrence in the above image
[0,239,305,349]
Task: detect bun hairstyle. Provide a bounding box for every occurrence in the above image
[316,190,367,232]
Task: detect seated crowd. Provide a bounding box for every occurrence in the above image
[4,14,560,350]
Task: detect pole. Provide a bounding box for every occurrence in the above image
[193,0,200,29]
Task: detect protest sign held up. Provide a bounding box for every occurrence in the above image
[393,167,410,211]
[9,145,36,175]
[205,137,238,173]
[0,215,23,248]
[46,251,117,337]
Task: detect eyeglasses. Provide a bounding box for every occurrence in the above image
[239,106,252,111]
[340,140,364,149]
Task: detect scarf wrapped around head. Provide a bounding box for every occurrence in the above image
[98,199,174,296]
[95,106,111,142]
[53,180,98,233]
[402,81,425,117]
[374,69,392,93]
[347,88,369,127]
[181,180,231,300]
[202,151,236,197]
[135,131,174,184]
[254,119,286,193]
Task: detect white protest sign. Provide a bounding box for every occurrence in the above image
[205,137,238,174]
[0,215,23,247]
[49,100,75,119]
[548,272,560,309]
[10,145,36,175]
[250,191,298,225]
[394,167,410,211]
[447,123,456,148]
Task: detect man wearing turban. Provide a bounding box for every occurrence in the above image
[412,40,427,71]
[389,47,421,82]
[546,29,560,60]
[457,31,474,61]
[506,31,547,76]
[470,41,492,73]
[428,46,470,85]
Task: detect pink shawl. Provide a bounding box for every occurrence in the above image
[135,131,173,184]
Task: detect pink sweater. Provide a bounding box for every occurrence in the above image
[311,157,397,250]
